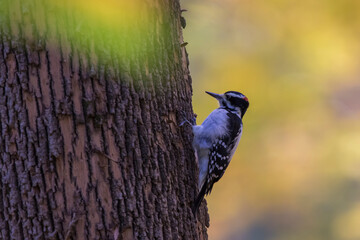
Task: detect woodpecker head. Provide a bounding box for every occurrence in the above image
[206,91,249,118]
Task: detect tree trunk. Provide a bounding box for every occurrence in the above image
[0,0,209,239]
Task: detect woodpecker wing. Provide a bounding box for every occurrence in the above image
[205,111,242,195]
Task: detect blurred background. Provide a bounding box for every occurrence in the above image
[180,0,360,239]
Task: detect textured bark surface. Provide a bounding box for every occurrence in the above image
[0,0,209,239]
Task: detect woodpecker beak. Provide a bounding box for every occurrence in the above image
[205,91,223,101]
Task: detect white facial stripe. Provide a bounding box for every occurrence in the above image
[226,92,244,99]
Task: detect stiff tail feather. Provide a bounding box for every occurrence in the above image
[192,183,207,215]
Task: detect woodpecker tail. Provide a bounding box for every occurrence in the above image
[192,183,207,215]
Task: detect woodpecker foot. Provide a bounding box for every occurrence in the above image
[180,114,196,126]
[179,119,193,127]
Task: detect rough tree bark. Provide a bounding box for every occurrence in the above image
[0,0,209,239]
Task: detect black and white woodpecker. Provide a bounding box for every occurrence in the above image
[192,91,249,214]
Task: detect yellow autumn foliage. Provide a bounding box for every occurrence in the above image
[182,0,360,239]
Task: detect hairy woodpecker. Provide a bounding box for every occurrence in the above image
[192,91,249,214]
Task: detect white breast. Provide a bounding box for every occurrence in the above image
[193,108,230,146]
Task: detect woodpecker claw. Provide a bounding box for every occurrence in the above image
[179,119,193,127]
[179,114,196,127]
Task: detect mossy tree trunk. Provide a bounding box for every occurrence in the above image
[0,0,209,239]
